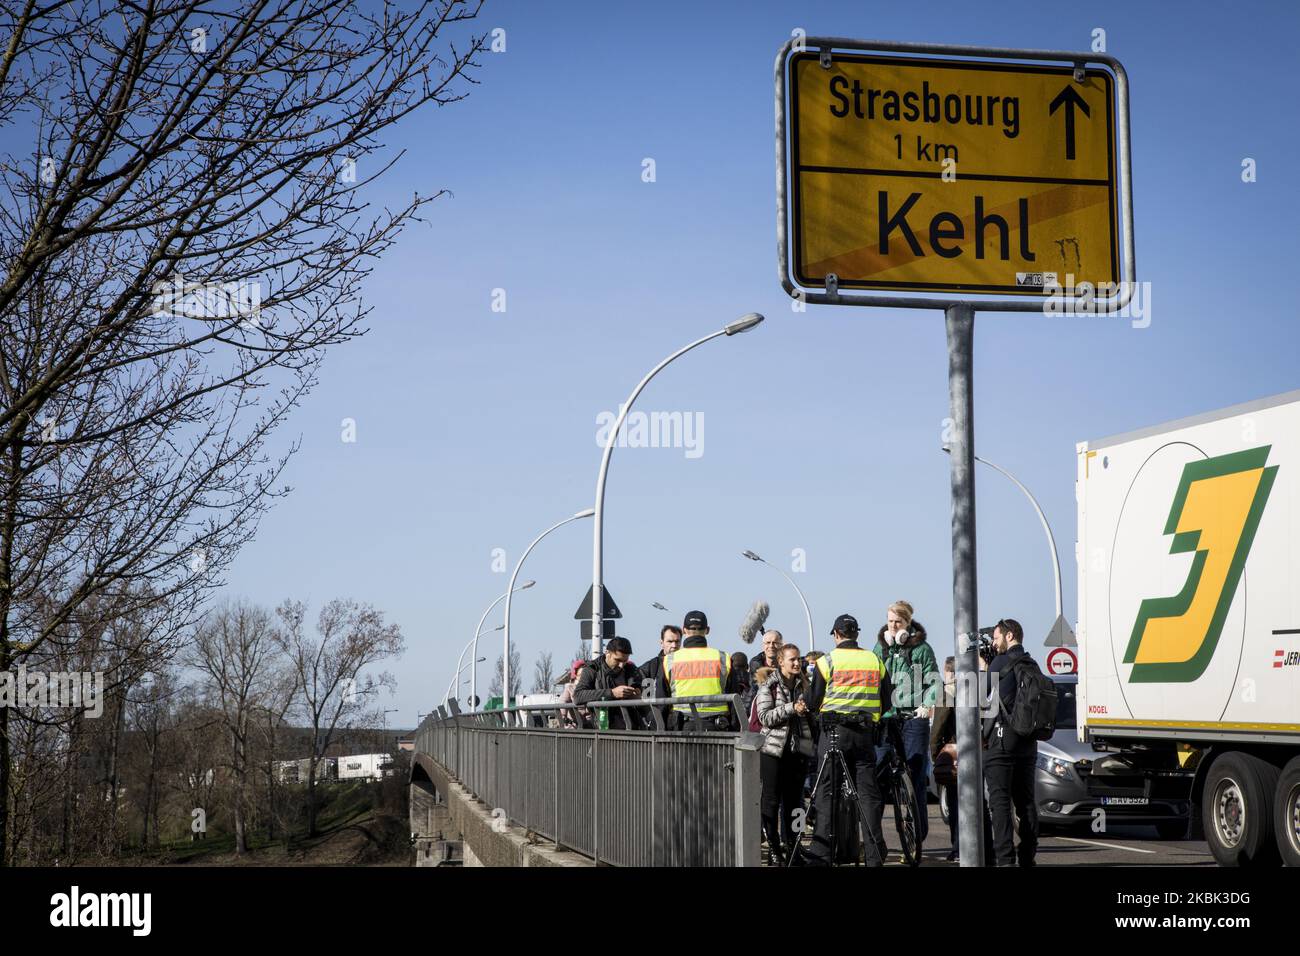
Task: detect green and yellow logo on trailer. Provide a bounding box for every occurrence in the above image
[1125,446,1277,683]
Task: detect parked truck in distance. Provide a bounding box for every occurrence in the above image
[1076,389,1300,866]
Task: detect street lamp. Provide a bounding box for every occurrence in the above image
[460,657,487,683]
[941,446,1064,623]
[502,509,595,703]
[651,602,668,611]
[444,627,502,706]
[463,584,533,712]
[741,550,815,652]
[591,313,765,657]
[381,708,398,755]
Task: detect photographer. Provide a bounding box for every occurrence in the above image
[756,643,815,865]
[572,637,641,730]
[982,618,1039,866]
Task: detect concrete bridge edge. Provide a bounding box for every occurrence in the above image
[409,752,593,867]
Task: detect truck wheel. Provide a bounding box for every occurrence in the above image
[1202,752,1280,867]
[1273,757,1300,867]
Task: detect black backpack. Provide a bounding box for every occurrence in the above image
[999,654,1057,741]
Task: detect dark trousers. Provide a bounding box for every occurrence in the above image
[876,715,932,844]
[943,780,959,850]
[759,752,806,854]
[943,779,995,858]
[900,716,931,843]
[806,721,884,866]
[984,745,1038,866]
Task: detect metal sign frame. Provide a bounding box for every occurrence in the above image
[775,36,1135,313]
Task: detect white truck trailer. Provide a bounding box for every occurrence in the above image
[335,753,393,782]
[1076,388,1300,866]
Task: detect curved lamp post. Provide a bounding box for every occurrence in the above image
[444,626,501,706]
[459,658,485,686]
[591,313,765,658]
[942,446,1063,619]
[468,582,533,712]
[742,549,815,652]
[501,509,595,704]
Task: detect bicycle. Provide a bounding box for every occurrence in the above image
[873,716,924,867]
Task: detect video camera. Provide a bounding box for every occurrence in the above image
[975,627,997,665]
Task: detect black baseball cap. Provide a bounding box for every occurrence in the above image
[830,613,859,636]
[682,610,708,629]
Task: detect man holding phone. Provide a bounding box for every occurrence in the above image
[572,636,641,730]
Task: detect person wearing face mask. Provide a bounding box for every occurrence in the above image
[873,599,939,850]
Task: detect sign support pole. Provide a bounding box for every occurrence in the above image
[945,302,985,868]
[774,37,1136,866]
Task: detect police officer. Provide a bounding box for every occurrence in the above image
[658,611,738,730]
[804,614,891,867]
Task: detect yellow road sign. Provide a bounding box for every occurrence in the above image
[787,52,1120,296]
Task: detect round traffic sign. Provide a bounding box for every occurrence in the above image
[1046,646,1077,675]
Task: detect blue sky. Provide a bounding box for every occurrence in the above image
[220,0,1300,726]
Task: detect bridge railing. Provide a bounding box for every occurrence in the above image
[416,696,761,866]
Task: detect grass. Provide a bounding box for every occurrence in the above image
[125,780,412,867]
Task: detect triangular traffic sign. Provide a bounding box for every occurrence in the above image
[574,584,622,620]
[1044,613,1076,648]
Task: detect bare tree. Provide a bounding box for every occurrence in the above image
[530,650,554,694]
[125,669,179,850]
[0,0,486,863]
[5,596,152,863]
[255,664,298,844]
[188,600,283,855]
[170,689,223,842]
[489,646,521,699]
[276,598,404,836]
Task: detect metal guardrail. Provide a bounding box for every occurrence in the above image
[416,696,761,866]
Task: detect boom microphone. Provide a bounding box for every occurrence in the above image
[738,600,770,644]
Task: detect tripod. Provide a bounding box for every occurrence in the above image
[787,723,880,867]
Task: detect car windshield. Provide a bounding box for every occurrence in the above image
[1055,682,1077,729]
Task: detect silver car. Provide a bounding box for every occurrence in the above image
[1036,675,1192,838]
[932,675,1193,840]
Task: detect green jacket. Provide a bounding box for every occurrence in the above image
[872,620,939,716]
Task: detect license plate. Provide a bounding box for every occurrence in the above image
[1100,796,1148,806]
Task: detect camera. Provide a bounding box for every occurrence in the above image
[975,628,996,664]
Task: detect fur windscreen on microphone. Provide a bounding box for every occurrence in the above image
[738,600,770,644]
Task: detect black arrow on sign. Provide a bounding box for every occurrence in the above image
[1049,84,1090,161]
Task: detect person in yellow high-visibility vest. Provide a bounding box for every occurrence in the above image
[658,610,739,730]
[802,614,892,866]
